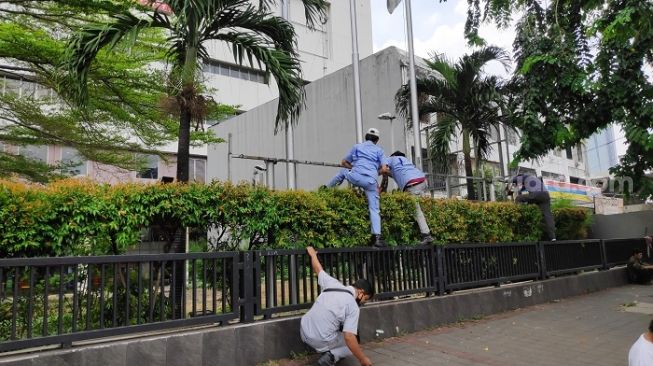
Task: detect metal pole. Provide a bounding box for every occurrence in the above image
[390,118,395,153]
[265,160,274,189]
[281,0,296,190]
[503,124,511,176]
[404,0,422,169]
[227,133,232,182]
[496,124,505,178]
[349,0,363,143]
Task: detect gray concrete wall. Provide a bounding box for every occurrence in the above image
[0,268,627,366]
[207,47,409,191]
[590,211,653,239]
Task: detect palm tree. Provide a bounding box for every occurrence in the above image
[396,46,510,200]
[67,0,328,182]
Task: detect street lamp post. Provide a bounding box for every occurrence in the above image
[377,112,396,153]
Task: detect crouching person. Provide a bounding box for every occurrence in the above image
[300,246,374,366]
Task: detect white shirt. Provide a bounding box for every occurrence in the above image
[629,334,653,366]
[300,271,360,344]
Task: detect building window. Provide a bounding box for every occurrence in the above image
[61,147,87,176]
[565,146,573,160]
[18,145,48,162]
[202,59,266,84]
[189,158,206,183]
[137,154,159,179]
[576,145,583,163]
[541,170,565,182]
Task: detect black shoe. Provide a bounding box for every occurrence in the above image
[316,351,335,366]
[370,234,387,248]
[420,233,434,245]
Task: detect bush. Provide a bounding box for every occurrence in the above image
[0,179,591,257]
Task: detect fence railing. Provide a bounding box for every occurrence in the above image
[0,238,647,353]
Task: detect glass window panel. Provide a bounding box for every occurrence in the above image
[19,145,47,162]
[192,159,205,183]
[137,154,158,179]
[61,147,87,176]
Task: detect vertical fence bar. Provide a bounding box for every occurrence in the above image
[231,255,240,320]
[125,263,130,326]
[240,252,254,323]
[148,262,154,323]
[289,254,298,305]
[27,267,34,338]
[86,264,92,330]
[43,266,50,336]
[537,242,547,280]
[191,259,197,317]
[99,264,105,329]
[221,258,227,315]
[138,262,143,324]
[203,259,208,315]
[12,267,18,339]
[159,261,165,321]
[280,255,286,306]
[112,263,118,327]
[212,258,217,315]
[600,239,608,270]
[72,265,78,332]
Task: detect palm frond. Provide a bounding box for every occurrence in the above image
[215,32,304,131]
[428,114,458,174]
[256,0,328,29]
[201,4,297,58]
[67,10,170,103]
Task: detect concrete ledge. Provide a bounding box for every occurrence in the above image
[0,268,628,366]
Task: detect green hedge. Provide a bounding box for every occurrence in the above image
[0,179,590,257]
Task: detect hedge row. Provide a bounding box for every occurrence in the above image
[0,179,591,257]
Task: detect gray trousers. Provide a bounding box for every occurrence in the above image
[515,191,556,240]
[405,181,430,235]
[300,327,352,361]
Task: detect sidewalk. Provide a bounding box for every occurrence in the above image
[269,284,653,366]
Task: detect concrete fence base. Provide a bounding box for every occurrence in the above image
[0,268,628,366]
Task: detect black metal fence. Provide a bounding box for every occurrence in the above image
[0,238,646,353]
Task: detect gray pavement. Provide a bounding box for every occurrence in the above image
[271,284,653,366]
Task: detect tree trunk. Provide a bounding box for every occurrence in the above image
[462,129,476,200]
[176,102,192,183]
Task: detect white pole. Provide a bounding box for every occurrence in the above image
[350,0,363,143]
[390,118,395,153]
[282,0,296,190]
[405,0,422,168]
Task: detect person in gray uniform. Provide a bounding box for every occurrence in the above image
[300,246,374,366]
[381,151,433,244]
[508,174,557,241]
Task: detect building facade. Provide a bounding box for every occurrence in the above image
[207,47,591,198]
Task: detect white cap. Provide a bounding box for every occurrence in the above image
[366,127,380,137]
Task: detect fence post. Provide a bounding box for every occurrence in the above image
[537,242,548,280]
[600,239,608,270]
[436,245,446,296]
[239,251,255,323]
[289,254,298,305]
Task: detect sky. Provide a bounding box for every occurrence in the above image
[369,0,516,77]
[369,0,629,157]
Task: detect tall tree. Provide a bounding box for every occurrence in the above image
[462,0,653,198]
[0,0,229,182]
[396,46,510,200]
[67,0,328,183]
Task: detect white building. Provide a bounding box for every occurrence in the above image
[206,46,591,197]
[0,0,373,184]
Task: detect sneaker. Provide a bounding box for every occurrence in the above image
[369,234,387,248]
[316,351,335,366]
[420,233,434,245]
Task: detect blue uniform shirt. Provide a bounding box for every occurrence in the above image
[387,156,425,190]
[343,141,387,178]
